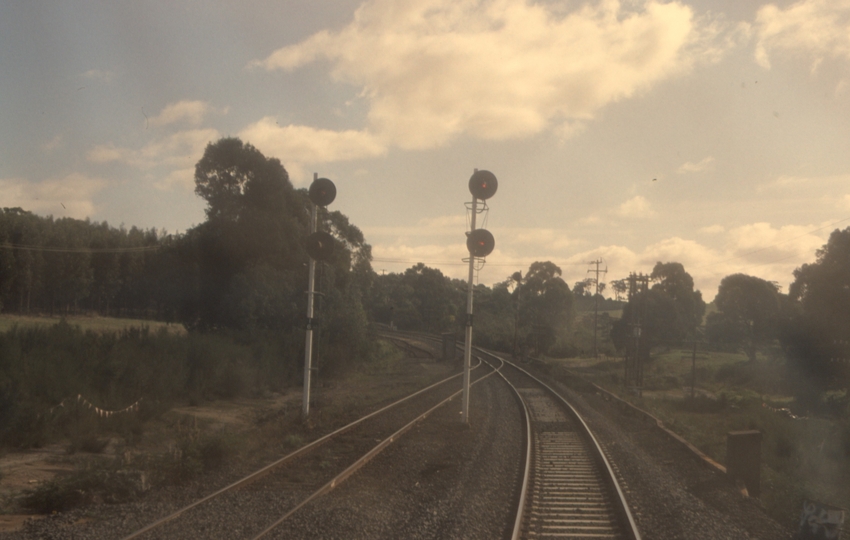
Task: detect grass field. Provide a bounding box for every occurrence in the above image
[0,314,185,335]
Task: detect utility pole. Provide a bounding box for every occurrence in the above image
[587,259,607,358]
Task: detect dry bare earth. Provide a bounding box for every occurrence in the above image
[0,338,457,539]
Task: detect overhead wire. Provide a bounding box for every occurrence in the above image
[0,243,160,253]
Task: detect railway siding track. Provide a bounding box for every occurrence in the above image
[123,335,489,539]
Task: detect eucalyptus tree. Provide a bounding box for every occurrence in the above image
[707,273,781,361]
[781,227,850,394]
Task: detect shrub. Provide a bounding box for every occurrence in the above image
[21,460,146,512]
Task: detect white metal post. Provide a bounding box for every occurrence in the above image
[462,195,478,423]
[302,173,318,419]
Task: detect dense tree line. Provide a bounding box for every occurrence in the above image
[0,208,164,317]
[610,262,706,354]
[1,138,375,377]
[605,229,850,409]
[363,260,580,356]
[702,228,850,400]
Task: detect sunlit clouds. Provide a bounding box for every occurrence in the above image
[253,0,725,152]
[677,156,714,173]
[238,118,386,184]
[615,196,656,218]
[148,100,221,128]
[88,129,220,172]
[0,174,106,218]
[4,0,850,297]
[755,0,850,68]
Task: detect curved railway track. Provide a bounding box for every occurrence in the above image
[488,352,641,540]
[411,333,641,539]
[122,334,491,539]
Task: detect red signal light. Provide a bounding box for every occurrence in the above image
[468,170,497,200]
[466,229,495,257]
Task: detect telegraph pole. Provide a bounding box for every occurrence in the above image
[587,259,607,358]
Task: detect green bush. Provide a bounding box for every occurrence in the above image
[0,320,304,450]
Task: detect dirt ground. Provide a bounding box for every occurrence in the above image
[0,392,299,533]
[0,344,452,534]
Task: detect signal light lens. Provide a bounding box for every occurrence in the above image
[466,228,495,257]
[306,231,335,261]
[468,170,498,200]
[309,177,337,206]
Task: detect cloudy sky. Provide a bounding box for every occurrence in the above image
[2,0,849,300]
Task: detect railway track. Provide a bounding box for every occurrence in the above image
[122,335,491,539]
[489,353,641,540]
[408,332,639,538]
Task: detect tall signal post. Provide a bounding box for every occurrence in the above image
[587,259,607,358]
[303,174,336,419]
[462,169,497,423]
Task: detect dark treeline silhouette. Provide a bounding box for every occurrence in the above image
[363,260,585,357]
[0,208,165,318]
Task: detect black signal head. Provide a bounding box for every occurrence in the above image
[468,170,497,200]
[306,231,335,261]
[466,228,495,257]
[309,177,336,206]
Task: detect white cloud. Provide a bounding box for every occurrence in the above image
[252,0,728,150]
[148,100,218,128]
[755,0,850,68]
[0,174,106,218]
[365,215,466,239]
[699,224,725,234]
[88,128,219,171]
[677,156,714,173]
[238,118,387,184]
[726,222,829,264]
[42,135,64,153]
[82,69,114,83]
[154,168,195,191]
[615,195,655,218]
[839,194,850,210]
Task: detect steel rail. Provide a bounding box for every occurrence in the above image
[378,334,435,359]
[122,349,483,540]
[479,350,533,540]
[251,354,504,539]
[496,354,642,540]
